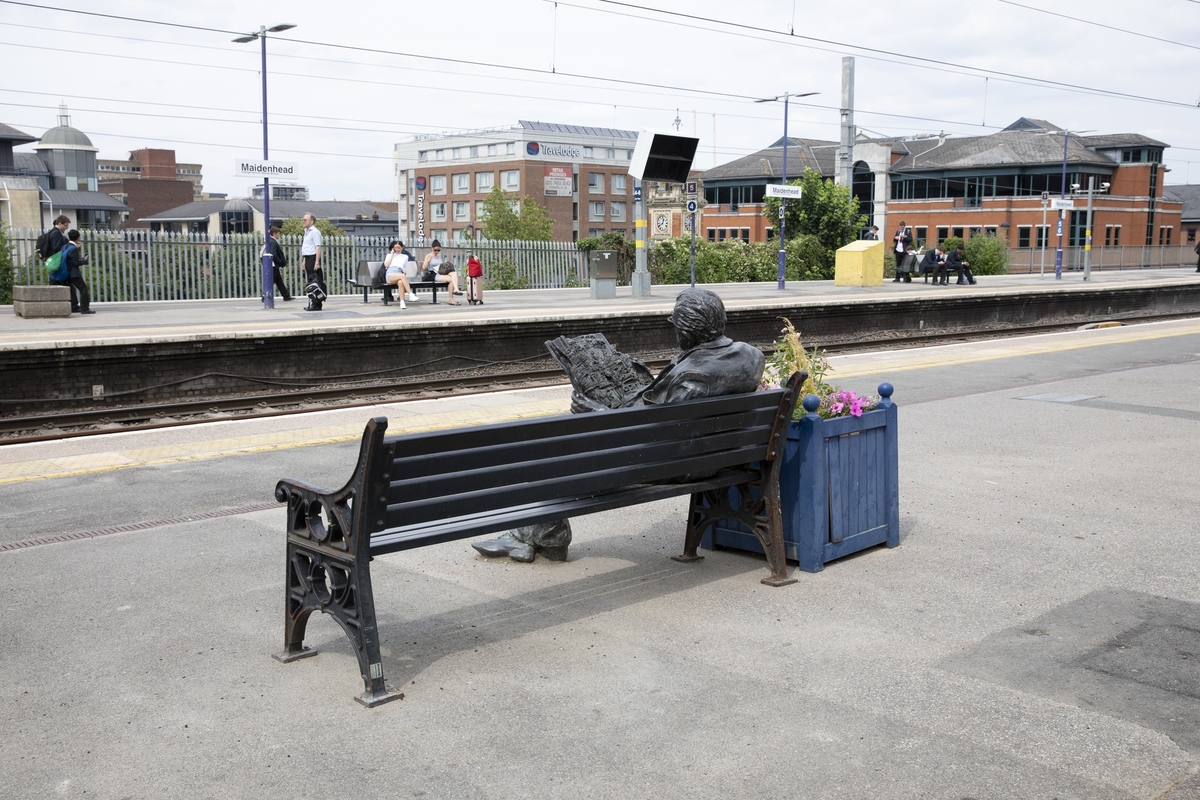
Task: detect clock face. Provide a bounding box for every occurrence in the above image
[655,215,669,232]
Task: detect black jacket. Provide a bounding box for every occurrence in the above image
[919,250,943,272]
[945,250,968,269]
[266,237,287,269]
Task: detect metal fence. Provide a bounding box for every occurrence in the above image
[5,229,586,302]
[1004,244,1196,273]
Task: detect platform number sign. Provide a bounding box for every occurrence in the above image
[686,199,697,214]
[633,186,642,202]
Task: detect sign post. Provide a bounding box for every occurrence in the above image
[1040,191,1049,278]
[1051,197,1073,280]
[686,198,698,287]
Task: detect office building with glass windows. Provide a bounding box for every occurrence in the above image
[392,121,638,243]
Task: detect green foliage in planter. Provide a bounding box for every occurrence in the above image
[482,255,532,290]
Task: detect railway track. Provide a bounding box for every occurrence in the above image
[4,312,1197,445]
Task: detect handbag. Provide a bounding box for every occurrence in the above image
[437,262,454,275]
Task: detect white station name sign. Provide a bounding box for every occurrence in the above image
[766,184,802,199]
[234,159,300,178]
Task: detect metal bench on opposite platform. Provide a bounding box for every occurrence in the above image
[272,371,806,706]
[349,260,443,305]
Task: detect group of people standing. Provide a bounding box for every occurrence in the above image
[44,215,93,314]
[865,222,976,286]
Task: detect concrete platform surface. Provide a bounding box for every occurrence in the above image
[1,267,1197,351]
[2,319,1200,799]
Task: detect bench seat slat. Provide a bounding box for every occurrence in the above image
[387,390,786,458]
[370,468,760,554]
[392,408,777,480]
[390,425,774,503]
[386,443,767,528]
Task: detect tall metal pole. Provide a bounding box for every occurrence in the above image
[837,57,855,189]
[778,93,788,290]
[631,178,650,296]
[689,209,696,288]
[260,27,273,309]
[1039,198,1047,278]
[1083,175,1095,281]
[1055,132,1067,280]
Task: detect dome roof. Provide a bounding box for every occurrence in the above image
[35,124,97,152]
[223,198,253,212]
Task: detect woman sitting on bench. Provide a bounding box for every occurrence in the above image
[384,241,418,308]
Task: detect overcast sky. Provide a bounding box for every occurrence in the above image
[3,0,1199,201]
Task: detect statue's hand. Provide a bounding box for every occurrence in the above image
[570,391,609,414]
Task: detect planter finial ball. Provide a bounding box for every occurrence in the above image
[802,394,821,413]
[878,383,894,399]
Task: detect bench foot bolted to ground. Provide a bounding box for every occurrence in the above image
[272,371,806,706]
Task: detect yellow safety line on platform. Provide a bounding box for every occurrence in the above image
[0,398,570,485]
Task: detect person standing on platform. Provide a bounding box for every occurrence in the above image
[63,229,94,314]
[45,214,70,290]
[265,226,293,302]
[864,225,879,240]
[892,221,912,282]
[300,212,325,311]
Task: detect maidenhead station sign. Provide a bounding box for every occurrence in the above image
[233,160,300,178]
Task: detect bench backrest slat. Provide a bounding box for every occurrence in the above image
[389,423,773,505]
[391,406,776,481]
[386,389,785,459]
[383,442,767,530]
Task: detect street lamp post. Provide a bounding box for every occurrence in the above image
[755,91,818,289]
[1055,131,1068,280]
[235,23,296,310]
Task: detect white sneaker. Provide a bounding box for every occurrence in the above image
[399,300,407,309]
[406,292,419,302]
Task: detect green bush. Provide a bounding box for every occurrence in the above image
[0,225,14,305]
[964,233,1010,275]
[647,235,831,285]
[482,256,532,290]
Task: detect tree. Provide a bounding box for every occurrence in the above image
[0,224,14,304]
[479,186,553,241]
[279,217,347,238]
[762,168,866,256]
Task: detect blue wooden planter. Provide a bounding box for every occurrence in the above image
[701,383,900,573]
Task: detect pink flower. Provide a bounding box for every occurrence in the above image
[830,402,844,414]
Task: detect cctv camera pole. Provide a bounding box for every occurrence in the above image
[632,179,651,296]
[1083,175,1095,281]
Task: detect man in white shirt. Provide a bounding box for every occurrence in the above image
[301,212,326,311]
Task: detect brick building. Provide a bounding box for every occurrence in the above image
[697,118,1182,252]
[98,148,204,199]
[392,121,639,243]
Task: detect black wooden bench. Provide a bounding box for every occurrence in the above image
[272,371,805,706]
[349,260,444,305]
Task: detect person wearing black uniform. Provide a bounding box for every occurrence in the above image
[892,221,913,282]
[264,226,293,301]
[941,244,976,285]
[919,245,945,284]
[63,229,94,313]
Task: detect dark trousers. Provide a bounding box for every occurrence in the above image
[53,275,91,311]
[272,265,292,300]
[303,255,325,307]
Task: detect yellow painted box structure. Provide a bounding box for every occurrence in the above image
[834,240,885,286]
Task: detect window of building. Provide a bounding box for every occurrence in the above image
[502,170,520,191]
[476,171,494,192]
[627,150,634,160]
[584,147,594,158]
[717,229,728,242]
[914,226,927,246]
[1187,227,1196,244]
[453,173,469,194]
[606,148,615,159]
[589,201,605,221]
[610,202,626,221]
[611,229,626,238]
[707,228,716,242]
[766,228,775,240]
[452,148,461,159]
[431,202,447,222]
[612,174,627,194]
[470,146,479,157]
[952,227,965,239]
[431,229,447,242]
[487,144,497,156]
[430,175,446,195]
[1159,226,1172,245]
[936,226,949,244]
[506,142,516,155]
[1105,225,1121,246]
[435,150,444,161]
[984,226,997,237]
[572,174,579,193]
[588,173,604,194]
[476,201,487,220]
[740,228,750,243]
[588,229,603,237]
[1036,225,1049,249]
[572,202,578,221]
[453,201,469,222]
[1017,226,1031,248]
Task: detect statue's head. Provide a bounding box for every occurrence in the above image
[668,288,726,350]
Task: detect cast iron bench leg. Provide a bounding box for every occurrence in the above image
[673,485,796,587]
